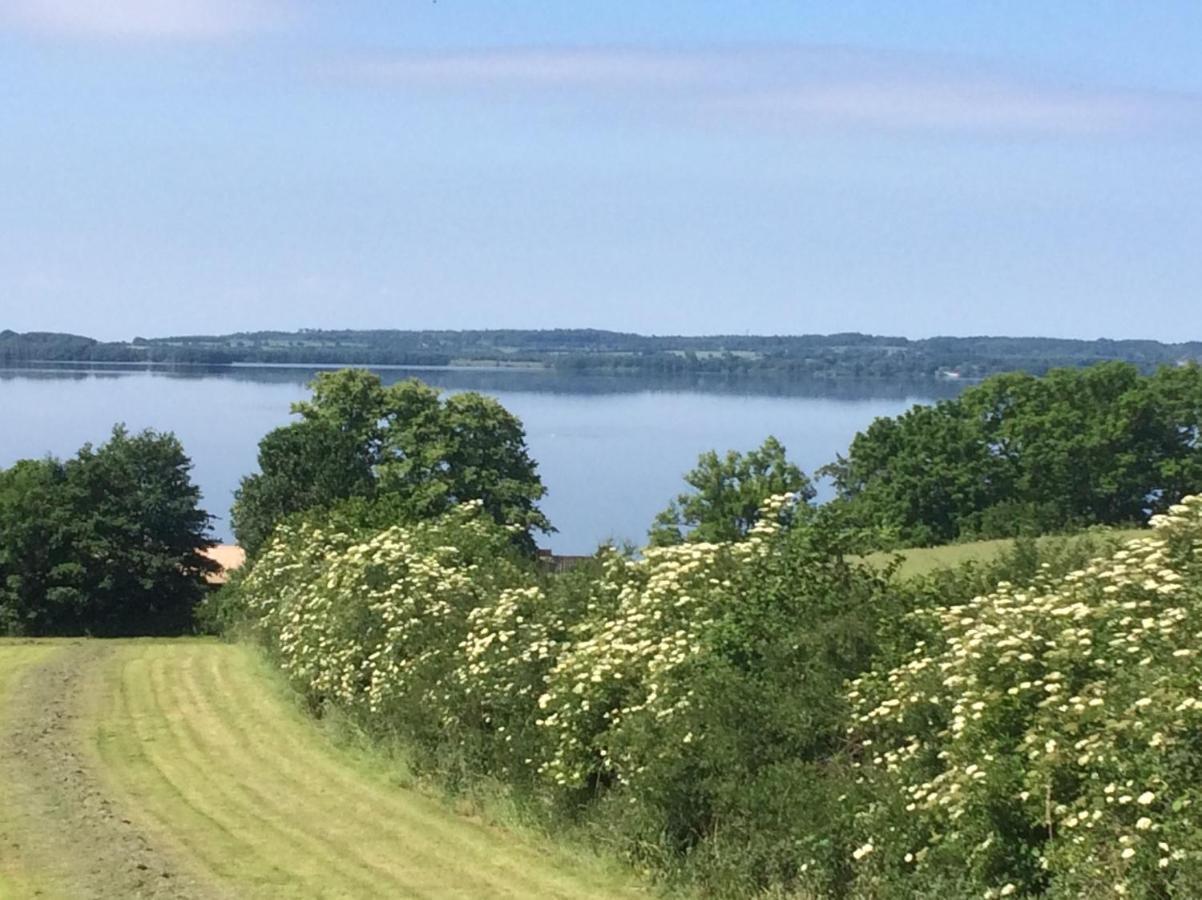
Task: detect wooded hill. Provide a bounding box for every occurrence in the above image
[2,327,1199,380]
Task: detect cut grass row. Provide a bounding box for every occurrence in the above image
[25,641,646,898]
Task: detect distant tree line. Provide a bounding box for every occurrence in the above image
[3,328,1199,381]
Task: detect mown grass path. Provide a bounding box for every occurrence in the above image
[1,641,214,900]
[0,640,646,899]
[0,640,67,899]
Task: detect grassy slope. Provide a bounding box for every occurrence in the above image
[1,640,647,899]
[865,528,1147,579]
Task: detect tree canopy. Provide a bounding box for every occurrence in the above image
[649,436,815,546]
[0,426,215,636]
[824,362,1202,546]
[232,370,551,556]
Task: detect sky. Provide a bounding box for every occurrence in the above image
[1,2,1200,342]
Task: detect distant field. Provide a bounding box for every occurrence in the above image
[0,640,647,899]
[867,527,1147,579]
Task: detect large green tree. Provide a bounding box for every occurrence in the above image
[649,436,814,546]
[0,426,215,636]
[232,370,551,556]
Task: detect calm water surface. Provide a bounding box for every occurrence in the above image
[0,365,961,553]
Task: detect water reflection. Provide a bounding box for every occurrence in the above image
[0,364,962,553]
[2,361,967,400]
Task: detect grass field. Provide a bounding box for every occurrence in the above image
[0,640,648,899]
[865,527,1147,579]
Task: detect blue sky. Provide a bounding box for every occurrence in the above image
[1,2,1199,341]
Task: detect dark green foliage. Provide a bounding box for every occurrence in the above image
[231,419,376,557]
[0,459,80,635]
[232,369,551,556]
[0,426,215,636]
[648,436,815,545]
[826,363,1202,546]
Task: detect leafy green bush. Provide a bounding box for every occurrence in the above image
[241,501,534,758]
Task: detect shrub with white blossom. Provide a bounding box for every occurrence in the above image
[241,501,535,753]
[846,495,1202,898]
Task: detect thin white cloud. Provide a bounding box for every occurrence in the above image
[713,82,1173,137]
[360,48,709,89]
[0,0,287,40]
[343,46,1201,138]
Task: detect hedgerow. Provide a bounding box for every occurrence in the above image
[237,493,1202,898]
[240,501,535,756]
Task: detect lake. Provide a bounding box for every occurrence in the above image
[0,364,963,553]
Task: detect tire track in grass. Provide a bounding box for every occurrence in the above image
[195,647,618,899]
[0,641,64,899]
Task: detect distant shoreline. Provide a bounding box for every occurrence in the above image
[2,359,549,374]
[3,328,1198,382]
